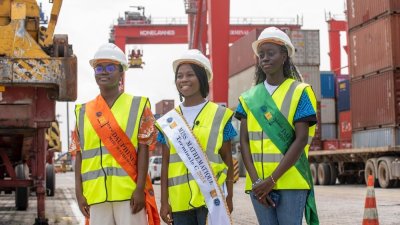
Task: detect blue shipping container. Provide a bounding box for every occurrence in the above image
[337,79,350,112]
[320,71,335,98]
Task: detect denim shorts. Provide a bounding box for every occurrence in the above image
[172,206,208,225]
[250,190,308,225]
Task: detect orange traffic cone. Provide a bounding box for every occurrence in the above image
[362,175,379,225]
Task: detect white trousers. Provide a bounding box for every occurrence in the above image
[90,201,147,225]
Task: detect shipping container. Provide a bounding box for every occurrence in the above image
[297,65,321,100]
[289,30,320,65]
[339,139,352,149]
[155,99,175,115]
[346,0,400,29]
[229,29,321,77]
[320,98,336,123]
[321,123,337,140]
[322,139,340,150]
[228,66,255,108]
[351,70,400,130]
[352,127,400,148]
[349,14,400,77]
[337,79,350,112]
[229,29,260,76]
[338,111,352,140]
[320,71,335,98]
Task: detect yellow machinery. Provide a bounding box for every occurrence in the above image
[0,1,76,224]
[128,48,145,68]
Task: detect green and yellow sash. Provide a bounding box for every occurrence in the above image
[242,83,319,225]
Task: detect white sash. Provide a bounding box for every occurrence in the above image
[158,109,232,225]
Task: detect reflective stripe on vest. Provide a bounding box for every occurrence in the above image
[166,102,233,212]
[240,79,316,191]
[75,94,147,205]
[82,167,128,182]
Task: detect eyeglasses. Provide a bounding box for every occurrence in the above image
[94,64,119,75]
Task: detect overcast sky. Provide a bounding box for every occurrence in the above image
[41,0,347,152]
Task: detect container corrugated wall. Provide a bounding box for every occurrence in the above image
[320,72,335,98]
[352,127,400,148]
[297,66,321,100]
[351,70,400,130]
[229,29,260,76]
[229,29,321,77]
[289,30,320,65]
[349,14,400,77]
[320,98,336,123]
[321,123,337,140]
[346,0,400,29]
[228,67,255,108]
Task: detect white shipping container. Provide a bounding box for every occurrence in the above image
[352,127,400,148]
[228,66,255,109]
[297,65,321,100]
[320,98,336,123]
[289,30,320,66]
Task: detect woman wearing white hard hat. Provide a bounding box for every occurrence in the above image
[74,43,160,225]
[235,27,319,225]
[157,49,236,225]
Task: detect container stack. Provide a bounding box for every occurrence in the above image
[347,0,400,148]
[336,77,352,149]
[290,30,322,150]
[320,71,339,150]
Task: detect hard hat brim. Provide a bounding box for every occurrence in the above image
[252,38,295,57]
[172,59,213,82]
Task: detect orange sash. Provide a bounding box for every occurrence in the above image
[86,95,160,225]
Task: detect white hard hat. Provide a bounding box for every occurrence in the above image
[172,49,213,82]
[252,27,295,57]
[89,43,129,71]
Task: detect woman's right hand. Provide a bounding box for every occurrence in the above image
[76,193,90,218]
[160,202,173,225]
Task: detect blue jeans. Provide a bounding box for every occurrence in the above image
[250,190,308,225]
[172,206,208,225]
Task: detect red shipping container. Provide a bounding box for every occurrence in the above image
[339,140,352,149]
[338,111,352,139]
[322,139,340,150]
[346,0,400,29]
[349,14,400,78]
[351,70,400,130]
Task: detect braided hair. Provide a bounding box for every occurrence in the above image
[255,45,303,85]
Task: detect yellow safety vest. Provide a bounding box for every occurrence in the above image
[239,79,317,191]
[166,102,233,212]
[75,93,149,205]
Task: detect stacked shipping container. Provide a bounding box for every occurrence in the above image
[286,30,322,151]
[337,78,352,148]
[347,0,400,147]
[320,71,338,149]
